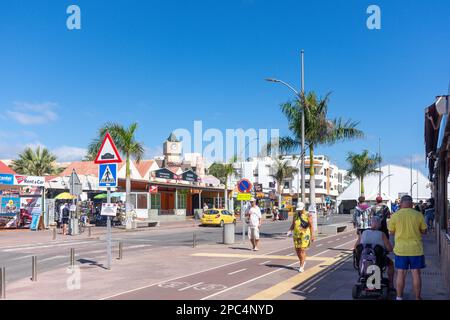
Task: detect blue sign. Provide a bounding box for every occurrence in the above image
[30,213,41,231]
[237,179,252,193]
[0,174,14,185]
[99,164,117,187]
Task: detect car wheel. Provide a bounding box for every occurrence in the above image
[220,220,224,227]
[233,219,236,225]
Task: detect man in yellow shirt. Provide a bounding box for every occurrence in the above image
[388,195,427,300]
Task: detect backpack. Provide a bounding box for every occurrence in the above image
[359,244,378,277]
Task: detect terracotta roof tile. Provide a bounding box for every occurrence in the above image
[0,161,15,174]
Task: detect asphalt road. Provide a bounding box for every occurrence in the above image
[0,220,293,283]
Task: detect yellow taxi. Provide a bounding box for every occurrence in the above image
[200,209,236,227]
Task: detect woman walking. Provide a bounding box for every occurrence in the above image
[288,202,314,272]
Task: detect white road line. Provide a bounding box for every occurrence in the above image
[201,245,344,300]
[99,230,356,300]
[4,254,34,262]
[287,253,295,256]
[39,255,66,263]
[308,287,317,293]
[2,241,96,252]
[178,282,204,291]
[336,238,341,241]
[228,269,247,275]
[259,261,271,265]
[0,240,100,251]
[316,244,323,247]
[327,241,333,244]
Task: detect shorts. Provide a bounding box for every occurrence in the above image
[394,255,426,270]
[293,233,311,250]
[62,218,69,225]
[248,227,260,240]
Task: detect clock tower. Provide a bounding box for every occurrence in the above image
[163,133,182,164]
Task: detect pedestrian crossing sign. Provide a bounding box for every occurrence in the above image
[98,164,118,187]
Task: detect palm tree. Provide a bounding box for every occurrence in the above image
[269,158,298,207]
[87,122,144,216]
[277,92,364,211]
[346,150,381,196]
[208,156,238,209]
[11,147,58,176]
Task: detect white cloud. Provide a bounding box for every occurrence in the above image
[144,146,163,159]
[401,154,426,166]
[4,102,58,125]
[52,146,87,162]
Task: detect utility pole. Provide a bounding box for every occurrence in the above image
[410,156,413,197]
[378,138,382,196]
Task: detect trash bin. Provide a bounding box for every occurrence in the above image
[223,223,235,244]
[279,209,289,221]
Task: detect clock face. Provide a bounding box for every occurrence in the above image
[171,143,178,151]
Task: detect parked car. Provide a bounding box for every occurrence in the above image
[200,209,236,227]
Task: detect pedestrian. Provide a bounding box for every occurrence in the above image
[424,199,435,231]
[246,198,262,251]
[354,216,395,290]
[352,196,372,235]
[388,195,427,300]
[203,202,209,212]
[62,203,70,235]
[58,202,65,228]
[287,202,314,273]
[272,206,279,221]
[370,196,391,239]
[391,199,400,213]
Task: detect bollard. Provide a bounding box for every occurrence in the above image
[193,233,196,248]
[0,267,5,299]
[70,248,75,268]
[32,256,37,282]
[53,228,56,240]
[88,226,91,238]
[118,242,123,260]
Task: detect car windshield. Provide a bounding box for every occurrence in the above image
[205,210,219,215]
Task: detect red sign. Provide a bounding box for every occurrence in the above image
[94,132,123,164]
[237,179,252,193]
[149,186,158,194]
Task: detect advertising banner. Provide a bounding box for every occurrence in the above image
[14,175,45,187]
[21,197,42,230]
[0,174,14,185]
[20,186,42,197]
[0,197,20,229]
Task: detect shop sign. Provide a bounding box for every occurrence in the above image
[149,186,158,194]
[256,192,265,199]
[153,168,176,180]
[181,170,198,182]
[101,203,118,216]
[0,174,14,185]
[14,175,45,187]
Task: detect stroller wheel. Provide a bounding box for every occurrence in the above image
[352,285,361,299]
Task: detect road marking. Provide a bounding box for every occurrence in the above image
[259,260,271,265]
[228,269,247,275]
[39,255,66,263]
[2,241,96,252]
[308,287,317,293]
[4,254,34,262]
[316,244,323,247]
[336,238,341,241]
[246,255,344,300]
[99,245,295,300]
[327,241,333,244]
[99,230,356,300]
[178,282,204,291]
[287,253,295,256]
[192,253,333,262]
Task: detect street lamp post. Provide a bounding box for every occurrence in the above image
[265,50,306,205]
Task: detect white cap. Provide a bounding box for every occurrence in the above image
[296,202,305,211]
[250,197,256,202]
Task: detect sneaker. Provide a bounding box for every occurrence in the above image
[298,266,305,273]
[396,296,403,301]
[254,247,259,251]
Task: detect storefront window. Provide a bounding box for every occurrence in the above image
[151,194,161,209]
[137,194,148,209]
[177,194,187,209]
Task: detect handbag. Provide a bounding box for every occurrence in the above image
[298,213,310,229]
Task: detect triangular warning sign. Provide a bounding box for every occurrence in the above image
[100,165,116,184]
[94,132,123,164]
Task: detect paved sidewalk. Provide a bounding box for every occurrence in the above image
[276,232,450,300]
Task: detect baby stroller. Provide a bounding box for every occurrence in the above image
[352,243,390,300]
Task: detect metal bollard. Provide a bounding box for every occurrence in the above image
[53,228,56,240]
[70,248,75,268]
[193,233,196,248]
[88,226,91,238]
[0,267,5,299]
[118,242,123,260]
[32,256,37,282]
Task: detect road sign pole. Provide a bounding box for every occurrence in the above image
[107,187,111,270]
[241,200,245,243]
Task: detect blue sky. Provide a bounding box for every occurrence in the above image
[0,0,449,172]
